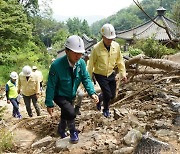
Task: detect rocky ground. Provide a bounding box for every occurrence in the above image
[0,53,180,154]
[0,74,180,154]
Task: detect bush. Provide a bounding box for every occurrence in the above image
[0,107,6,120]
[128,47,143,56]
[0,108,13,153]
[0,40,51,85]
[0,129,13,153]
[139,38,177,58]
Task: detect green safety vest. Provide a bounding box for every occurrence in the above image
[7,80,18,99]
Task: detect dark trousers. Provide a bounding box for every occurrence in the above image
[54,96,76,121]
[10,98,21,116]
[94,72,116,110]
[40,81,43,91]
[23,94,40,117]
[54,96,76,132]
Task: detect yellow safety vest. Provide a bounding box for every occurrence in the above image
[7,80,18,99]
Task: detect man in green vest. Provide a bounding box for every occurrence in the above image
[6,72,22,119]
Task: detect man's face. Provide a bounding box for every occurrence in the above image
[11,78,16,83]
[66,50,82,65]
[102,36,113,47]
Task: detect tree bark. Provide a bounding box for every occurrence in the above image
[125,55,180,72]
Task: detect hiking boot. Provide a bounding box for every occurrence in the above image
[103,109,110,118]
[12,114,18,118]
[18,115,22,119]
[70,130,79,144]
[75,106,81,115]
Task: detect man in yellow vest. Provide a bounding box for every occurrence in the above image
[18,66,41,117]
[88,23,127,118]
[5,72,22,119]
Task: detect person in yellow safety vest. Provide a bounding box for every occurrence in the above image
[18,65,41,117]
[5,72,22,119]
[32,66,43,92]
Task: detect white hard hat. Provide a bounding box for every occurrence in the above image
[22,65,32,76]
[65,35,85,53]
[101,23,116,39]
[10,72,18,79]
[32,66,37,70]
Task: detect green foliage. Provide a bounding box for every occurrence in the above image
[171,0,180,36]
[91,19,106,36]
[52,29,69,45]
[50,28,69,56]
[90,0,179,36]
[0,40,51,85]
[33,16,67,47]
[0,107,6,120]
[129,47,143,56]
[66,17,82,35]
[18,0,39,16]
[66,17,91,36]
[0,129,13,153]
[0,0,33,52]
[81,20,91,36]
[0,106,12,153]
[136,38,177,58]
[113,12,142,31]
[115,38,126,46]
[0,66,11,84]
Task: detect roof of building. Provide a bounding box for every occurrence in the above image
[57,34,97,58]
[116,6,179,41]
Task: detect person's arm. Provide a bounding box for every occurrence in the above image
[45,64,58,111]
[81,60,99,103]
[17,75,21,94]
[87,47,97,79]
[5,84,10,104]
[35,74,40,96]
[116,45,127,82]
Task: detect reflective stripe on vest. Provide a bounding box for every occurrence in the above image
[7,80,18,99]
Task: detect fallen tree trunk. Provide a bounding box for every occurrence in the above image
[125,55,180,72]
[127,69,167,74]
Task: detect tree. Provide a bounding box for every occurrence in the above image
[90,0,179,37]
[66,17,82,35]
[18,0,39,16]
[66,17,91,36]
[51,28,69,55]
[0,0,32,52]
[171,0,180,35]
[81,20,91,36]
[113,12,142,31]
[33,16,67,47]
